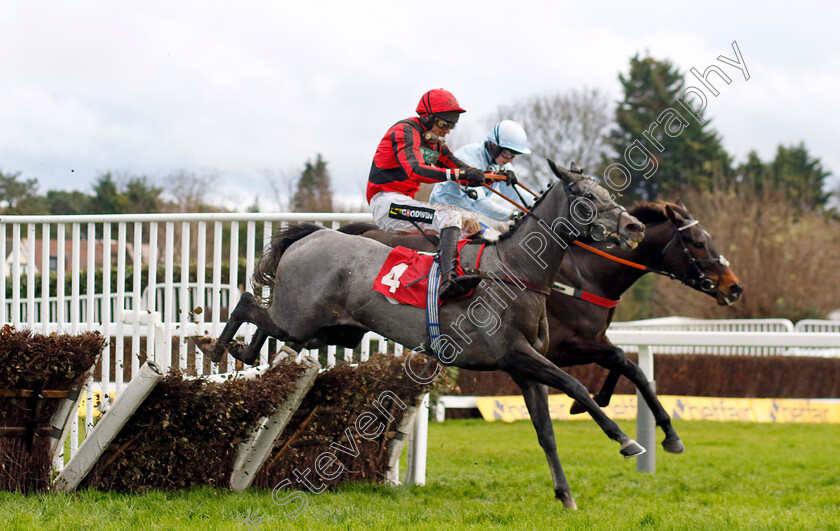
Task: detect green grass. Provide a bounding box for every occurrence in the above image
[3,419,839,530]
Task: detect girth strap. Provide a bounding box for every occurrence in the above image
[426,260,443,355]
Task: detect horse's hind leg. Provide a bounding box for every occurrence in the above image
[211,292,287,363]
[226,328,269,366]
[511,375,577,509]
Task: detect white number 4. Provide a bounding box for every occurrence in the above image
[382,263,409,293]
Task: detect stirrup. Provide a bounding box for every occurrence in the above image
[440,274,482,301]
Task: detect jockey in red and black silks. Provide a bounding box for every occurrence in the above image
[367,116,468,202]
[366,88,487,302]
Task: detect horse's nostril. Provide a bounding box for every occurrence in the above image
[626,223,643,234]
[730,283,744,296]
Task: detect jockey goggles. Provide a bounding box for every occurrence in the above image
[433,117,457,130]
[499,148,519,159]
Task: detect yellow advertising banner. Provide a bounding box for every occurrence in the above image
[77,390,116,418]
[474,395,840,424]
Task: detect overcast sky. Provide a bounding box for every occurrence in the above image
[2,1,838,210]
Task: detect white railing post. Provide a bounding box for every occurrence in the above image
[0,223,6,324]
[406,392,429,486]
[26,223,36,329]
[635,344,656,473]
[147,222,159,363]
[179,221,191,371]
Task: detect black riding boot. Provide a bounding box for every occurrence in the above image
[438,227,481,301]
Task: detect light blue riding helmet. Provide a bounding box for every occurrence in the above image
[487,120,531,154]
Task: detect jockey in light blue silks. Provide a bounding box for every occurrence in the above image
[429,120,531,229]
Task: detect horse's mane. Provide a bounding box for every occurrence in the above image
[490,181,557,243]
[628,201,689,225]
[253,222,325,303]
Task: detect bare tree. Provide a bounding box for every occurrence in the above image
[261,168,297,212]
[490,88,612,187]
[163,170,221,212]
[618,185,840,322]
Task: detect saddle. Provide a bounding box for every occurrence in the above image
[372,240,484,308]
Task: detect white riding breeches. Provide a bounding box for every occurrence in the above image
[369,192,480,238]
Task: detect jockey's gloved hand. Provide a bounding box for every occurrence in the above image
[461,168,486,186]
[504,170,518,186]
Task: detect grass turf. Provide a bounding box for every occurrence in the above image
[2,418,838,530]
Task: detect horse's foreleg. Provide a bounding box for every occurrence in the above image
[510,375,576,509]
[550,338,627,414]
[588,369,621,408]
[504,343,644,458]
[606,356,685,454]
[559,339,685,454]
[550,339,625,413]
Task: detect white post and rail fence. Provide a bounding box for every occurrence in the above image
[1,213,839,482]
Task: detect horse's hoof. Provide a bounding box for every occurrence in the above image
[556,491,577,510]
[620,439,646,458]
[228,342,258,365]
[210,343,226,363]
[662,437,686,454]
[569,400,586,415]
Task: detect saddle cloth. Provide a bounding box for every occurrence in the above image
[372,240,480,309]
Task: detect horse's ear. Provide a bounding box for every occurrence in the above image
[672,198,692,219]
[547,158,574,182]
[665,204,684,225]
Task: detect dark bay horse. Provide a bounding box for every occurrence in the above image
[211,161,645,509]
[340,200,743,454]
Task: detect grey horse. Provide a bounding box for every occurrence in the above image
[211,161,645,509]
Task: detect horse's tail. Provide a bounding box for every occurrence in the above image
[337,221,379,236]
[253,222,325,302]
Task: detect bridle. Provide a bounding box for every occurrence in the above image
[658,219,730,295]
[568,180,632,245]
[482,176,733,301]
[526,178,634,244]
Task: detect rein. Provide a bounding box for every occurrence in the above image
[475,179,630,300]
[470,244,551,296]
[575,220,727,295]
[479,271,552,296]
[482,182,726,302]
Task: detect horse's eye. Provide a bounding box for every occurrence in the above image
[693,241,705,249]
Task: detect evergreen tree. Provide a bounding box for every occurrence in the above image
[123,176,163,213]
[603,55,732,201]
[90,172,129,213]
[291,154,334,212]
[46,190,92,215]
[737,143,831,210]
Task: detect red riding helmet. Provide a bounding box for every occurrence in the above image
[415,88,466,117]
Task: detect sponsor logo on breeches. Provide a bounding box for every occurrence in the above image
[389,204,436,223]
